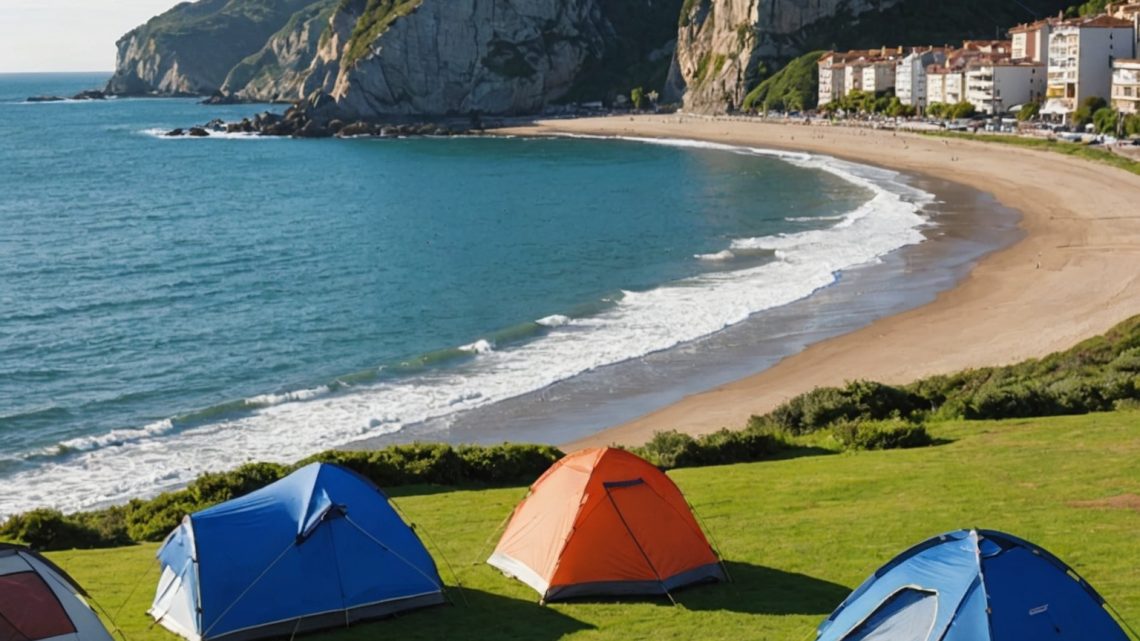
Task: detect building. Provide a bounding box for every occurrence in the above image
[818,48,903,105]
[817,52,847,106]
[966,58,1047,114]
[1044,15,1137,116]
[1112,58,1140,113]
[896,48,948,109]
[1010,18,1058,65]
[862,59,898,94]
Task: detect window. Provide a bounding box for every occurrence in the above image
[0,572,77,641]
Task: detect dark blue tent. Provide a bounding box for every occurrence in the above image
[149,463,445,641]
[817,529,1132,641]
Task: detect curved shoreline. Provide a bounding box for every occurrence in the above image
[495,115,1140,448]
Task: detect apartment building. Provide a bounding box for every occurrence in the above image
[896,48,948,109]
[966,59,1047,114]
[1112,58,1140,112]
[1044,15,1137,116]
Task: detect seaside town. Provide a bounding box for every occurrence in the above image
[816,2,1140,140]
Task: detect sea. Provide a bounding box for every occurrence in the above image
[0,73,1019,516]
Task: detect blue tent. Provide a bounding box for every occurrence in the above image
[817,529,1132,641]
[149,463,445,641]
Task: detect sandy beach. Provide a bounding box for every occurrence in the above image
[496,115,1140,449]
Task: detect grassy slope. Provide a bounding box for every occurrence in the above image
[53,411,1140,640]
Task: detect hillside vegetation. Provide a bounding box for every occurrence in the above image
[51,411,1140,641]
[742,51,824,112]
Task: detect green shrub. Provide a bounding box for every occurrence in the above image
[632,428,787,469]
[832,419,933,451]
[457,444,563,484]
[768,380,923,434]
[0,509,129,550]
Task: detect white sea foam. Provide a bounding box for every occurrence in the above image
[459,339,495,354]
[536,314,572,328]
[141,128,279,141]
[0,137,934,517]
[696,250,736,262]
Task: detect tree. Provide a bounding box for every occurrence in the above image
[1017,102,1041,122]
[949,101,976,119]
[1092,107,1118,135]
[630,86,645,110]
[1072,96,1107,129]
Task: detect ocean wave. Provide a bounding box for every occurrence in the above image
[536,314,572,328]
[0,137,934,517]
[696,250,736,262]
[459,339,495,354]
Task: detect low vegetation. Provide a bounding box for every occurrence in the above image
[741,51,824,113]
[341,0,423,67]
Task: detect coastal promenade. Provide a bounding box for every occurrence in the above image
[499,115,1140,448]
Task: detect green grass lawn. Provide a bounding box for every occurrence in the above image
[51,411,1140,640]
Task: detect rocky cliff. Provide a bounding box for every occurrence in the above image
[107,0,679,114]
[221,0,339,101]
[106,0,318,96]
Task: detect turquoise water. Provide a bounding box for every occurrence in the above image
[0,73,925,514]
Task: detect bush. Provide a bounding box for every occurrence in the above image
[632,428,787,469]
[832,419,933,451]
[767,380,924,434]
[0,509,129,550]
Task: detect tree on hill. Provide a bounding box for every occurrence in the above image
[742,51,825,112]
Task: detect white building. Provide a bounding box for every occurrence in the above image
[862,60,898,94]
[817,53,846,106]
[844,62,867,96]
[896,48,948,109]
[1044,15,1137,116]
[1112,58,1140,113]
[966,60,1047,114]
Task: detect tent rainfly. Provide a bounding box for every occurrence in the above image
[0,543,115,641]
[488,447,725,602]
[149,463,445,641]
[816,529,1134,641]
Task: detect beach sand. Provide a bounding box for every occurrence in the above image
[496,115,1140,449]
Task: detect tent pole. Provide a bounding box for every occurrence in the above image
[687,501,733,583]
[1105,600,1140,641]
[604,486,677,606]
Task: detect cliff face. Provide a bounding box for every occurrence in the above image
[667,0,906,113]
[106,0,317,96]
[221,0,339,102]
[107,0,679,115]
[323,0,609,117]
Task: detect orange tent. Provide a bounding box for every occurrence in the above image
[487,447,725,602]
